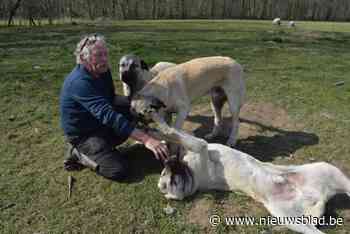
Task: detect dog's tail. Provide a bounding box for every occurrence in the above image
[336,170,350,198]
[323,163,350,197]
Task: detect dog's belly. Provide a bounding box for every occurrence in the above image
[206,144,303,202]
[184,69,231,100]
[158,57,236,101]
[205,145,264,195]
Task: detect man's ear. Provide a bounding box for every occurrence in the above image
[140,60,149,70]
[150,97,166,110]
[80,54,87,63]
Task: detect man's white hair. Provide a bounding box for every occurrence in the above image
[74,34,106,64]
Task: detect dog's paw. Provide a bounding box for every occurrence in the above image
[226,138,237,148]
[204,132,217,140]
[205,125,225,140]
[205,131,222,140]
[165,193,184,200]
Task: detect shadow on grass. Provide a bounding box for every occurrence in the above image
[318,194,350,231]
[119,144,163,183]
[181,189,231,204]
[187,115,319,162]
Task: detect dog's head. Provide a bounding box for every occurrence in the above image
[130,94,166,123]
[119,54,149,95]
[158,156,195,200]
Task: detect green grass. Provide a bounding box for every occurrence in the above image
[1,20,350,233]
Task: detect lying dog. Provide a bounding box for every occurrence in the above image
[119,54,176,98]
[131,56,245,147]
[153,123,350,234]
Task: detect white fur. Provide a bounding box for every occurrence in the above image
[289,21,296,27]
[273,18,281,25]
[157,127,350,234]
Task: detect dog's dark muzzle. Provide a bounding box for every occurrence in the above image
[121,71,134,84]
[129,107,139,118]
[130,108,153,126]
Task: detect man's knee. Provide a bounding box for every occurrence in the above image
[98,165,128,181]
[96,152,129,182]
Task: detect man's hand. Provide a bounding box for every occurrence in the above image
[144,138,169,162]
[130,128,169,162]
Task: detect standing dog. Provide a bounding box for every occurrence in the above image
[154,123,350,234]
[119,54,176,98]
[131,56,245,147]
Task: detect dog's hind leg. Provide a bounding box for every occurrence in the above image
[305,200,326,220]
[307,162,350,199]
[265,202,325,234]
[221,66,245,147]
[205,87,227,140]
[328,164,350,197]
[222,87,244,147]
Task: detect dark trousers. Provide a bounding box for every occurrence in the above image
[66,103,135,181]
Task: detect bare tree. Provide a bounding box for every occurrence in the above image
[8,0,23,26]
[3,0,350,24]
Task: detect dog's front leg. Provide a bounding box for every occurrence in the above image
[165,128,207,155]
[162,111,173,125]
[151,113,207,154]
[173,107,190,129]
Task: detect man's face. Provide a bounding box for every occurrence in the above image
[88,41,109,75]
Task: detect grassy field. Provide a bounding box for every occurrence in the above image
[1,20,350,234]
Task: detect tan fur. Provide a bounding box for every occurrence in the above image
[132,56,245,147]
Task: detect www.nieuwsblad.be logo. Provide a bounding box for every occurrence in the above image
[222,215,344,226]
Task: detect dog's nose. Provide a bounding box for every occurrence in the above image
[130,107,138,117]
[138,113,145,119]
[121,70,129,77]
[121,71,132,84]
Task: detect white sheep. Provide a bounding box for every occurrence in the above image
[272,18,281,25]
[288,21,296,27]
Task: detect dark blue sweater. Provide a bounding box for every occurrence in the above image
[60,65,134,138]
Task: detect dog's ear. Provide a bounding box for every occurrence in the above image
[150,97,166,110]
[140,60,149,71]
[164,155,178,171]
[176,145,186,161]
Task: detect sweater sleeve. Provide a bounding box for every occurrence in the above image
[71,78,135,137]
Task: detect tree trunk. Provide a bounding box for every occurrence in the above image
[211,0,215,18]
[86,0,94,20]
[29,16,36,26]
[181,0,186,19]
[8,0,23,26]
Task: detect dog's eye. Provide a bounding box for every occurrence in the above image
[161,183,167,190]
[149,105,158,110]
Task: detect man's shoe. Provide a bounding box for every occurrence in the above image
[63,144,85,171]
[63,143,99,171]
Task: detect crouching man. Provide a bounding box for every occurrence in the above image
[59,34,169,181]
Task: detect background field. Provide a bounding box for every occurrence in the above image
[1,20,350,233]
